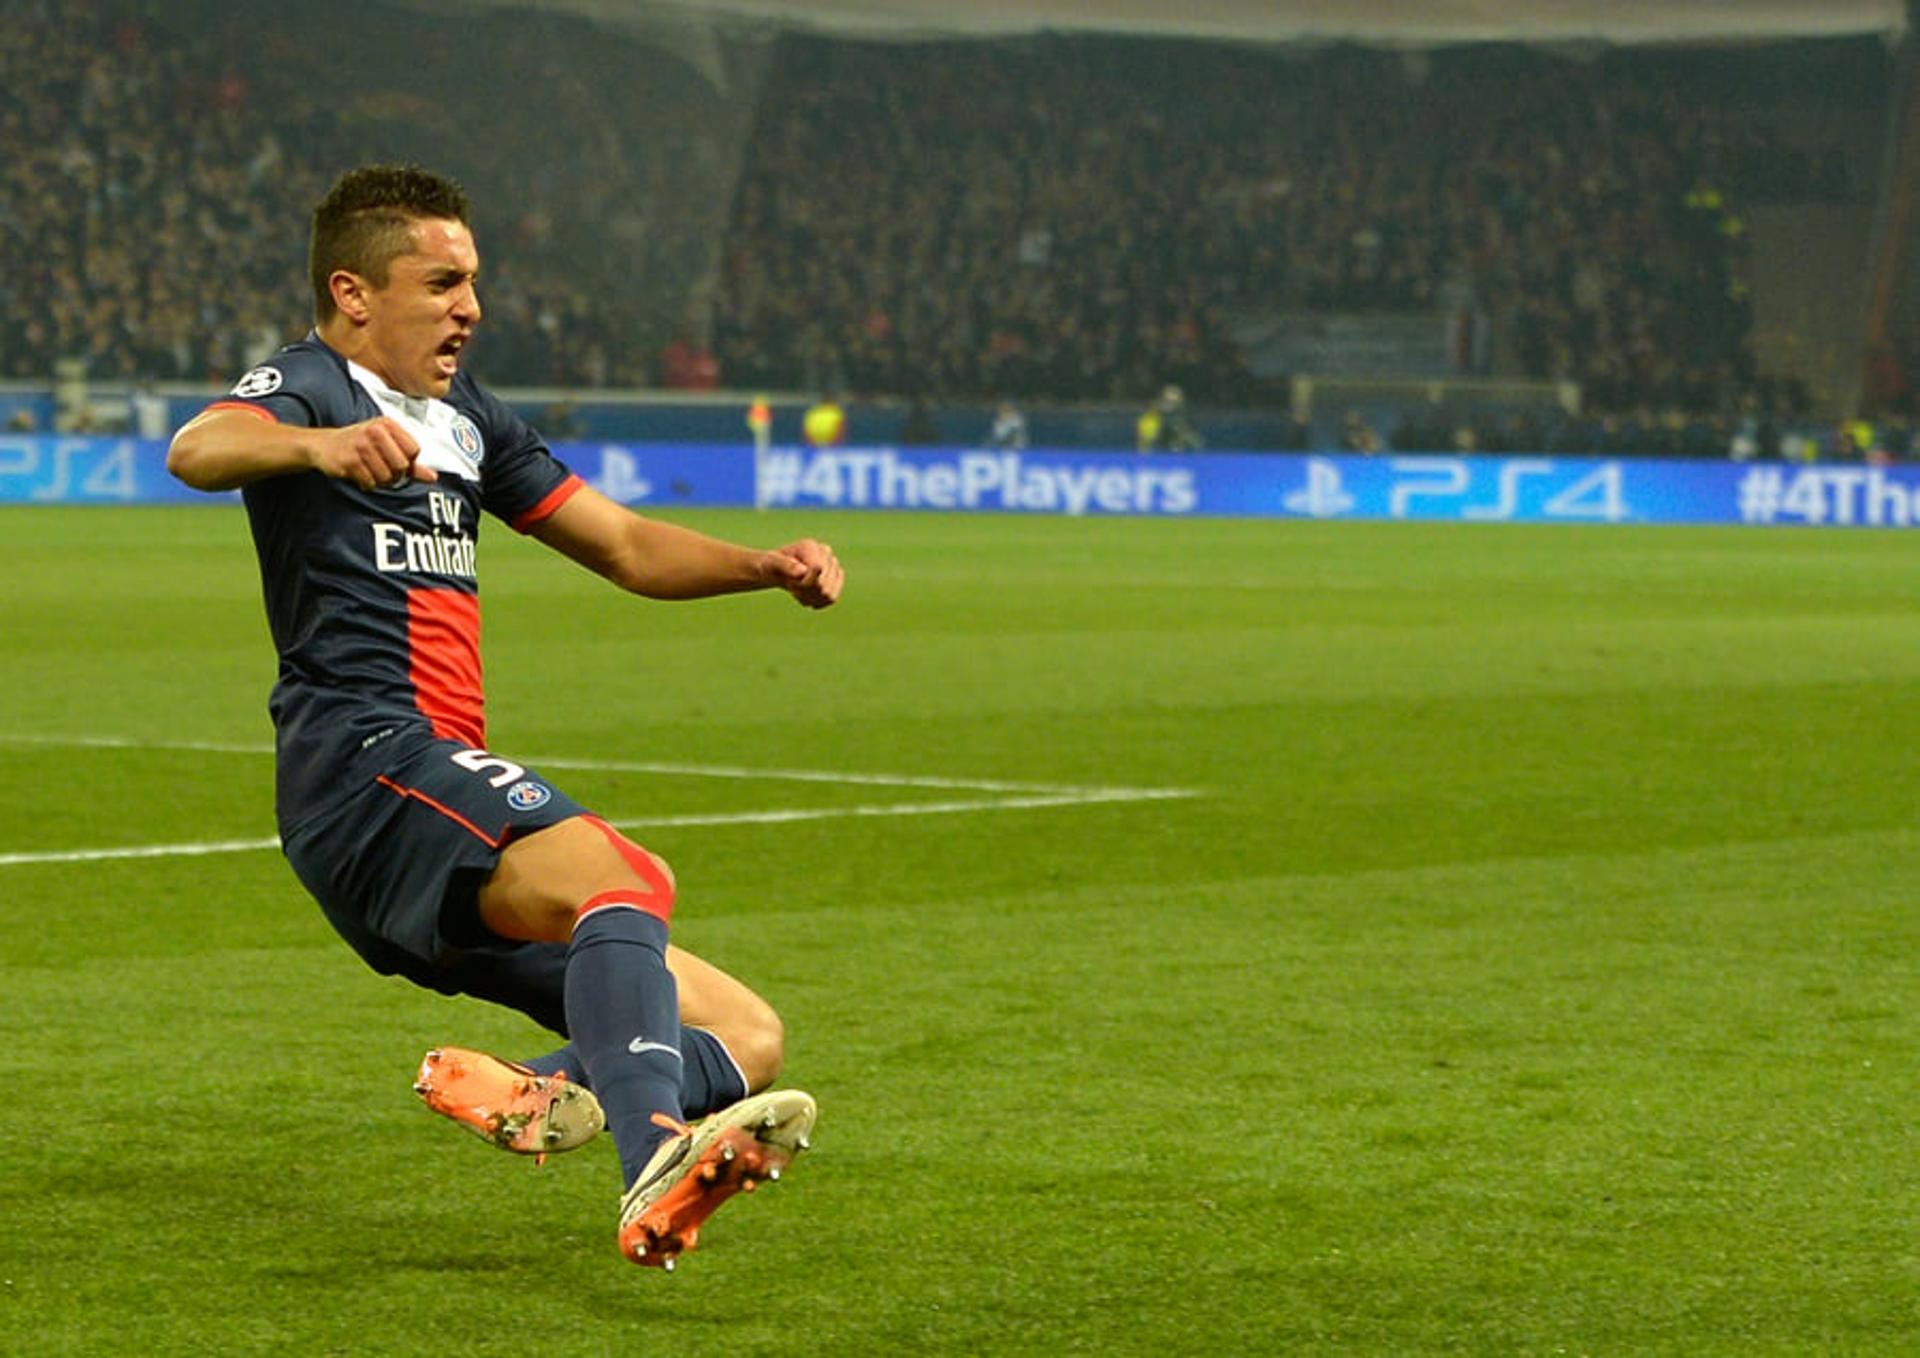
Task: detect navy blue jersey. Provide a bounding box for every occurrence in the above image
[217,335,582,835]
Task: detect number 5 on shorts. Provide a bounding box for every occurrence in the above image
[451,747,526,789]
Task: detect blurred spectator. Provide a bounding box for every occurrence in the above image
[1781,428,1818,464]
[130,380,168,439]
[659,333,721,391]
[1339,409,1382,455]
[1139,385,1202,452]
[989,400,1029,450]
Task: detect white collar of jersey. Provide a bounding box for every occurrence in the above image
[346,360,485,483]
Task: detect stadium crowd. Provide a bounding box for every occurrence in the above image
[714,39,1842,416]
[0,0,719,388]
[0,1,1877,438]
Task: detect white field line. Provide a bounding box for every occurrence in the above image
[0,836,281,867]
[0,734,1198,869]
[0,734,271,756]
[0,734,1166,797]
[0,790,1196,869]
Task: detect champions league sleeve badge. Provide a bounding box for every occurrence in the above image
[231,366,284,399]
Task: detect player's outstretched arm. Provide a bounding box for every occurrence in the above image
[167,409,437,492]
[530,483,842,608]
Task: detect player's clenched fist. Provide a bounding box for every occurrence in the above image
[767,539,843,609]
[312,416,436,488]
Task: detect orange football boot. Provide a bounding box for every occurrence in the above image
[414,1047,606,1162]
[619,1089,817,1271]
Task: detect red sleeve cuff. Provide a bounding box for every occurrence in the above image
[511,473,585,532]
[203,400,278,422]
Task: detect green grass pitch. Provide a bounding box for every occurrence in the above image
[3,505,1919,1354]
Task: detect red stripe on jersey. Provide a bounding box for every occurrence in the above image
[204,400,278,422]
[406,588,485,748]
[511,474,585,533]
[374,774,503,848]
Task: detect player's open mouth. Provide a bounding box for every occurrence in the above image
[435,335,467,376]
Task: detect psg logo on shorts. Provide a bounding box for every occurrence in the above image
[505,780,552,812]
[450,414,484,464]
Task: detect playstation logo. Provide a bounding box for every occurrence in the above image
[1284,457,1354,518]
[593,446,653,504]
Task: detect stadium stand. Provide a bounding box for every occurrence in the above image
[0,0,721,388]
[715,38,1881,420]
[0,0,1898,449]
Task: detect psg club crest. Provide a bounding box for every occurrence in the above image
[450,414,485,466]
[506,780,551,811]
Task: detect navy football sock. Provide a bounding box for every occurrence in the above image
[522,1026,745,1117]
[564,903,684,1189]
[520,1047,585,1082]
[680,1027,750,1119]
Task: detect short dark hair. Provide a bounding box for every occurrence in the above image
[309,164,471,319]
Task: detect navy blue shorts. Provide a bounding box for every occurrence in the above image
[281,731,591,1034]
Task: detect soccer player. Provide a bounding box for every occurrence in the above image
[166,164,842,1271]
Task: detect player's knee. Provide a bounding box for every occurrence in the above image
[731,996,786,1091]
[641,847,676,896]
[577,815,676,921]
[482,817,675,942]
